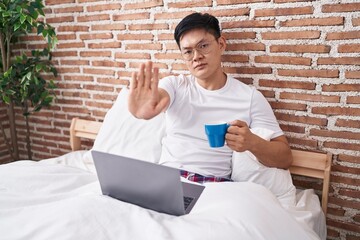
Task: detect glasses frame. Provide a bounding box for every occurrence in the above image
[180,38,218,61]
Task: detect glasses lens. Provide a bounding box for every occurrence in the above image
[181,40,215,61]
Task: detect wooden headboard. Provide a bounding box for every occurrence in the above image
[69,117,332,215]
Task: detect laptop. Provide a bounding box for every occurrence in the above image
[92,150,205,216]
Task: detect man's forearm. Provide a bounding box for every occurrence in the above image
[249,135,293,169]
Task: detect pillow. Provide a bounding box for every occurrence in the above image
[84,87,166,163]
[231,128,296,208]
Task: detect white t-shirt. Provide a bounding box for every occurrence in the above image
[158,74,283,178]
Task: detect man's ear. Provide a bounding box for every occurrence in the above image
[218,36,227,52]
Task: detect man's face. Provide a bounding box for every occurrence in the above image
[179,29,225,80]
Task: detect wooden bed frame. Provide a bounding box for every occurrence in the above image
[70,117,332,215]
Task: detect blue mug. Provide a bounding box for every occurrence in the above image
[204,122,230,148]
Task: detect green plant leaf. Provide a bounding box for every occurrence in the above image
[3,95,10,104]
[14,22,22,31]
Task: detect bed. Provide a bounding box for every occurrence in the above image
[0,88,331,240]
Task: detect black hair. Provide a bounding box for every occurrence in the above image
[174,13,221,47]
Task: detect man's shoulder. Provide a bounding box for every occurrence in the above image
[227,75,256,93]
[160,74,192,85]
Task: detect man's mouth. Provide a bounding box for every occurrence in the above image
[194,63,206,69]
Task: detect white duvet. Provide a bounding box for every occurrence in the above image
[0,152,322,240]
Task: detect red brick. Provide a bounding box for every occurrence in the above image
[327,219,360,233]
[310,129,360,141]
[222,20,275,29]
[327,207,345,217]
[57,42,85,49]
[347,96,360,104]
[77,14,110,22]
[335,119,360,128]
[326,31,360,40]
[97,78,129,86]
[56,67,80,74]
[63,75,93,82]
[270,101,307,111]
[217,0,269,5]
[338,44,360,53]
[255,6,313,17]
[209,8,250,17]
[88,42,121,49]
[322,84,360,92]
[275,112,327,126]
[154,52,182,60]
[270,44,331,53]
[262,31,320,40]
[338,154,360,164]
[329,196,360,210]
[288,137,318,148]
[83,85,114,92]
[57,34,77,40]
[79,51,112,57]
[346,71,360,79]
[255,56,311,65]
[92,61,125,68]
[86,3,121,12]
[225,67,272,74]
[235,77,253,85]
[322,3,360,13]
[222,55,249,63]
[324,141,360,151]
[52,51,77,57]
[353,17,360,27]
[124,0,163,10]
[332,164,360,176]
[278,69,338,78]
[53,6,83,13]
[85,101,113,109]
[80,33,113,40]
[168,0,211,8]
[318,57,360,66]
[280,92,340,103]
[259,79,315,90]
[226,43,265,51]
[114,13,150,21]
[280,124,305,134]
[222,32,256,40]
[83,68,115,76]
[280,17,344,27]
[115,53,151,59]
[45,0,75,5]
[46,16,74,24]
[155,11,195,20]
[312,107,360,116]
[125,43,162,51]
[117,33,154,41]
[92,24,126,31]
[129,23,169,31]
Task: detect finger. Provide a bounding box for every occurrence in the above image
[228,119,248,127]
[130,72,138,90]
[137,63,145,87]
[151,67,159,94]
[144,61,152,89]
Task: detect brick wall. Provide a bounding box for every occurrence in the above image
[2,0,360,239]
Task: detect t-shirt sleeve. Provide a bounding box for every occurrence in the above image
[158,76,177,111]
[249,89,284,139]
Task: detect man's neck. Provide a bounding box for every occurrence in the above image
[196,71,227,90]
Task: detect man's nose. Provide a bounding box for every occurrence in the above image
[192,49,204,61]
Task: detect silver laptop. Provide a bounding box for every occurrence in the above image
[92,150,205,216]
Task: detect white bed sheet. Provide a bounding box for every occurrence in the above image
[0,151,325,240]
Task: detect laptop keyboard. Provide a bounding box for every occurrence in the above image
[183,196,194,210]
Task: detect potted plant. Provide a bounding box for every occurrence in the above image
[0,0,57,161]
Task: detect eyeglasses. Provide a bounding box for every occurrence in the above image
[180,39,216,61]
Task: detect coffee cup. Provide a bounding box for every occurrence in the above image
[204,122,230,148]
